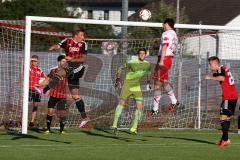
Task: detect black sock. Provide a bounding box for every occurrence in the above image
[238,116,240,130]
[221,120,230,141]
[43,76,61,93]
[75,99,87,119]
[46,114,53,131]
[59,116,66,133]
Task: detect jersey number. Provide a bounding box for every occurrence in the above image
[227,71,235,85]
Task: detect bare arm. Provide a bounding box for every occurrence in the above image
[49,44,61,51]
[205,75,225,81]
[159,44,167,66]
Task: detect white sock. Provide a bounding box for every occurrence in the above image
[153,95,161,111]
[167,90,177,104]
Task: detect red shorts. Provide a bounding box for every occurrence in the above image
[152,56,173,82]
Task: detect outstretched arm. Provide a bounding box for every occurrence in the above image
[205,75,225,81]
[49,44,61,51]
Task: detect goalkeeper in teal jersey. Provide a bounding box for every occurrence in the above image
[112,48,151,134]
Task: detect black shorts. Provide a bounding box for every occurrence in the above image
[29,90,41,102]
[48,96,67,110]
[220,99,238,117]
[67,65,85,89]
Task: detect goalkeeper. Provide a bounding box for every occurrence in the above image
[112,48,151,134]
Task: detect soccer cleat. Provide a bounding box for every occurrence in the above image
[147,109,159,118]
[79,117,91,128]
[167,101,180,113]
[129,128,137,134]
[60,131,66,135]
[112,127,118,135]
[218,139,231,147]
[44,130,50,134]
[28,122,34,128]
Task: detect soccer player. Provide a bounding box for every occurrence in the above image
[150,18,179,116]
[29,55,46,128]
[112,48,151,134]
[205,56,238,147]
[39,29,90,128]
[37,55,68,134]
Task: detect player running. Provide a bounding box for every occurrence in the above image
[205,56,238,147]
[37,55,68,134]
[150,18,179,116]
[37,29,90,128]
[29,55,46,128]
[112,48,151,134]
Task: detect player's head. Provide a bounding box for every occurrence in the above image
[208,56,220,70]
[31,55,39,67]
[57,55,67,67]
[72,29,85,42]
[163,18,175,31]
[137,48,147,61]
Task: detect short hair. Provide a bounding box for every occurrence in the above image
[31,55,38,59]
[164,18,175,29]
[57,55,66,62]
[208,56,220,63]
[72,29,85,36]
[137,48,147,54]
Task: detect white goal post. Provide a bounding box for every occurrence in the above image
[22,16,240,134]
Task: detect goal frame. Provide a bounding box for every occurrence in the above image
[22,16,240,134]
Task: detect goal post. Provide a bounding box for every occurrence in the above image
[18,16,240,134]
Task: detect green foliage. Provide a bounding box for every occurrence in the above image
[129,0,189,39]
[0,0,69,19]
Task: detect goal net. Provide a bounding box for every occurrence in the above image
[0,17,239,134]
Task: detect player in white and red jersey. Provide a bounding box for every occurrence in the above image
[37,55,68,134]
[29,55,46,128]
[205,56,238,147]
[38,29,90,128]
[149,18,179,117]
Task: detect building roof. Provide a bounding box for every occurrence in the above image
[132,0,240,25]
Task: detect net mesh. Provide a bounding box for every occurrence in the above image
[0,21,239,131]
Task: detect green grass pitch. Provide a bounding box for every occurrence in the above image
[0,129,239,160]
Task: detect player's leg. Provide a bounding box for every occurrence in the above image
[163,81,179,112]
[218,100,237,147]
[57,98,67,134]
[29,90,41,128]
[43,67,67,94]
[45,96,57,133]
[112,83,130,130]
[238,105,240,134]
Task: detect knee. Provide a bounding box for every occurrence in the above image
[219,115,230,121]
[32,106,38,112]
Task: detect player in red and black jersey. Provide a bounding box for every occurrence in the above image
[205,56,238,147]
[38,55,68,134]
[40,29,90,128]
[29,55,46,128]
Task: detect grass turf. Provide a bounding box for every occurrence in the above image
[0,129,239,160]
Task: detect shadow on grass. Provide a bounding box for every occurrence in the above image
[81,129,147,142]
[143,135,215,145]
[4,130,71,144]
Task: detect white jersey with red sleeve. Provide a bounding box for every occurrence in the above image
[158,29,178,56]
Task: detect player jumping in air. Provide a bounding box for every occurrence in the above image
[37,55,68,134]
[29,55,46,128]
[205,56,238,147]
[112,48,151,134]
[150,18,179,116]
[37,29,90,128]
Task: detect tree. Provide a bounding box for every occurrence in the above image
[128,0,189,39]
[0,0,69,20]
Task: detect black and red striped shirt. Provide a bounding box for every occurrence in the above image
[58,38,87,58]
[48,66,67,99]
[213,65,238,100]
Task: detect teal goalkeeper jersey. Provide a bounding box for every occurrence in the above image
[118,58,151,83]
